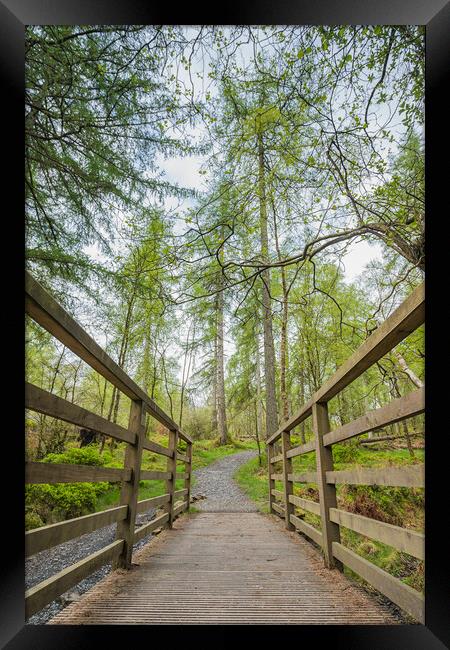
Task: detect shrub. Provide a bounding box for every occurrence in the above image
[25,446,113,524]
[25,509,44,530]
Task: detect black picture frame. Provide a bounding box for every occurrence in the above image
[1,1,449,647]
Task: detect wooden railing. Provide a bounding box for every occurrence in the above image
[25,271,193,618]
[267,282,425,623]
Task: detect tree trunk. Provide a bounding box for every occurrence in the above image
[258,132,278,438]
[211,295,219,436]
[255,332,264,447]
[216,272,228,445]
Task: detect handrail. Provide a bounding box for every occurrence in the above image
[266,282,425,623]
[25,271,193,619]
[267,281,424,445]
[25,271,192,443]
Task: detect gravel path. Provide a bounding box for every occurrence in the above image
[191,449,259,512]
[26,507,158,625]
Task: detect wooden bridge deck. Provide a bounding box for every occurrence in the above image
[49,512,398,625]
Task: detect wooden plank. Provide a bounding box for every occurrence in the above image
[166,430,178,528]
[25,383,136,445]
[173,501,188,518]
[142,438,172,458]
[266,283,424,445]
[271,489,284,501]
[272,502,285,516]
[133,512,170,543]
[136,494,170,514]
[281,431,295,530]
[323,389,425,447]
[288,495,321,516]
[174,488,188,498]
[326,465,424,488]
[269,453,284,464]
[184,443,193,511]
[332,542,424,623]
[286,440,315,458]
[26,462,130,484]
[26,505,128,557]
[313,402,340,568]
[176,452,189,463]
[316,283,424,403]
[140,471,172,481]
[271,473,284,482]
[329,508,424,560]
[288,472,317,483]
[25,271,192,444]
[25,539,123,618]
[290,514,323,547]
[114,399,145,569]
[175,472,189,480]
[267,444,276,514]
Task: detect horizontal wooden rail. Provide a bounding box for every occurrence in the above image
[25,271,192,444]
[290,515,323,546]
[272,502,285,516]
[323,388,425,447]
[271,473,284,482]
[25,505,128,557]
[26,462,130,484]
[271,489,284,500]
[173,501,188,517]
[25,539,124,618]
[289,494,321,516]
[142,439,172,458]
[140,470,172,481]
[286,441,315,458]
[133,512,170,543]
[287,472,317,483]
[332,542,424,623]
[270,453,284,464]
[25,383,136,445]
[175,472,189,480]
[176,452,189,463]
[326,465,424,488]
[174,488,188,498]
[329,508,424,560]
[267,282,424,445]
[136,494,170,514]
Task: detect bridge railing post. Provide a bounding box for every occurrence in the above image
[281,431,295,530]
[184,441,192,511]
[267,442,275,514]
[113,399,145,569]
[166,429,179,527]
[312,400,342,569]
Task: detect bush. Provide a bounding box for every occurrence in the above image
[25,509,44,530]
[25,446,113,524]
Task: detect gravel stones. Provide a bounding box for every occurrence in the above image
[191,450,258,512]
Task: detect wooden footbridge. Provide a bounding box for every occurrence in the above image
[25,273,425,625]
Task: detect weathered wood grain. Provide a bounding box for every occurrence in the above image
[326,465,424,487]
[26,539,123,618]
[329,508,424,560]
[332,542,424,623]
[26,505,128,557]
[323,388,425,447]
[26,462,130,484]
[25,382,135,445]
